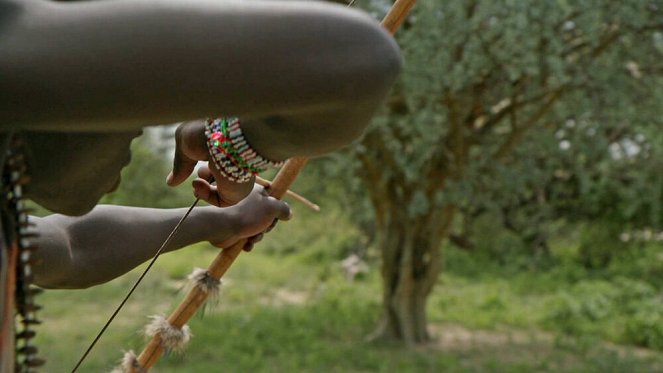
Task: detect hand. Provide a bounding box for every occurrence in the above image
[166,120,253,206]
[211,184,292,251]
[192,166,254,207]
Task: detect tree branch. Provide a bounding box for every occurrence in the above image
[493,88,565,161]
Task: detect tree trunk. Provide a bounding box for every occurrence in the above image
[369,205,456,345]
[357,128,457,345]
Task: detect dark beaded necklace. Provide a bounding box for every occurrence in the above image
[2,136,45,371]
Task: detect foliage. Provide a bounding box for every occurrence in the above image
[545,277,663,350]
[100,129,192,208]
[30,0,663,364]
[576,221,627,268]
[343,0,663,342]
[441,237,663,351]
[34,237,663,372]
[625,305,663,350]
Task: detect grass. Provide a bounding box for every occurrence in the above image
[34,239,663,373]
[26,203,663,372]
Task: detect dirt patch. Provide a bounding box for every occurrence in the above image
[426,323,570,369]
[426,323,663,372]
[430,323,554,352]
[259,288,309,307]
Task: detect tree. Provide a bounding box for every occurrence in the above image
[354,0,663,344]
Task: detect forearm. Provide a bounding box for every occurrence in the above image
[240,103,385,161]
[31,205,226,289]
[1,0,400,136]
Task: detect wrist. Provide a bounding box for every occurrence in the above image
[194,206,236,245]
[204,118,285,183]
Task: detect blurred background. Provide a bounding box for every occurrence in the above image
[36,0,663,371]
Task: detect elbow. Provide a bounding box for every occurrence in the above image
[336,8,403,104]
[327,9,403,145]
[306,13,403,154]
[33,261,90,290]
[35,267,107,289]
[31,224,101,289]
[367,23,403,97]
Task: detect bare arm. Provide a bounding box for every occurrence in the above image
[0,0,400,157]
[31,186,290,289]
[23,131,141,216]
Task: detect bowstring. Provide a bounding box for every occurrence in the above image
[71,198,200,373]
[72,1,360,370]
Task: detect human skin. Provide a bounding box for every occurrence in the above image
[0,0,401,210]
[0,0,400,136]
[23,131,142,216]
[32,185,291,289]
[21,133,293,288]
[0,0,401,287]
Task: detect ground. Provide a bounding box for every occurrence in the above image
[33,243,663,372]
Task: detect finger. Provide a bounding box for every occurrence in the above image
[269,199,292,221]
[243,242,255,252]
[266,219,279,233]
[249,233,264,244]
[198,164,252,206]
[167,156,197,186]
[168,129,198,187]
[200,162,230,188]
[257,184,269,196]
[197,165,214,182]
[193,178,237,208]
[192,178,222,207]
[216,174,255,205]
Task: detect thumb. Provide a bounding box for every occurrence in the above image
[270,199,292,221]
[167,122,206,186]
[167,150,197,186]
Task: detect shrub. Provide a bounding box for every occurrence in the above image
[624,302,663,350]
[545,277,663,349]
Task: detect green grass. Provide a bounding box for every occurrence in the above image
[33,239,663,373]
[27,205,663,372]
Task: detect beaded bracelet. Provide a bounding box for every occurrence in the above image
[205,118,285,183]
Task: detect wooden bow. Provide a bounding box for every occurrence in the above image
[125,1,416,371]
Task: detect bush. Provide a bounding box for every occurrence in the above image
[546,280,620,334]
[472,214,530,267]
[577,222,628,269]
[545,277,663,349]
[625,307,663,350]
[605,241,663,288]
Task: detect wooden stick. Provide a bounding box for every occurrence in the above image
[381,0,416,33]
[130,0,416,369]
[255,176,320,212]
[132,159,308,371]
